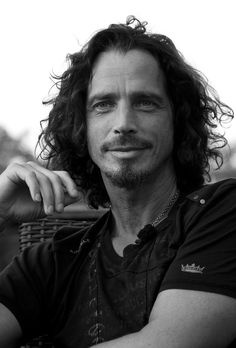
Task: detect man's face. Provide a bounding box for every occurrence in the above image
[86,49,174,189]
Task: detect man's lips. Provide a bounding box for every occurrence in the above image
[107,146,148,152]
[101,136,153,153]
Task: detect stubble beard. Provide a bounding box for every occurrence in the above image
[103,162,151,190]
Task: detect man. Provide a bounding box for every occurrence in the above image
[0,16,236,348]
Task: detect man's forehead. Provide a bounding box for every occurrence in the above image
[88,49,165,93]
[94,48,160,70]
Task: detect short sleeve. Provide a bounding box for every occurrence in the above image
[0,242,54,338]
[160,179,236,299]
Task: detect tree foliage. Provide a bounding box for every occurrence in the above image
[0,127,33,174]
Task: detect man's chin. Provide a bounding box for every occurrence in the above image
[104,168,150,190]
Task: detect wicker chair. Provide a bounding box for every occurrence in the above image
[19,208,105,348]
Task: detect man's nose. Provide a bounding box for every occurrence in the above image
[113,103,138,135]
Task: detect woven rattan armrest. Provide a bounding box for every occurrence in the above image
[19,217,96,251]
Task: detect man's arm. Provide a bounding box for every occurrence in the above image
[0,303,22,348]
[91,289,236,348]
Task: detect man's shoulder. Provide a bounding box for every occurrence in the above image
[186,178,236,202]
[178,178,236,228]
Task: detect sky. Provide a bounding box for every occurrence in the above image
[0,0,235,154]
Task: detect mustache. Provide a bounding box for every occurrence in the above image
[101,135,153,152]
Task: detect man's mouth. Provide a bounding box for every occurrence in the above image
[108,146,147,152]
[101,136,153,154]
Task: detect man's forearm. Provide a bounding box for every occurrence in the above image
[90,330,142,348]
[89,321,161,348]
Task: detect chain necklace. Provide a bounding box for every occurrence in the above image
[151,189,180,227]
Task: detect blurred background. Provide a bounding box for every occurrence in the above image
[0,0,235,269]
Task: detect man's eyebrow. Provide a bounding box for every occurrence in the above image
[130,92,166,104]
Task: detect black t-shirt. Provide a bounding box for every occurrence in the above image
[0,179,236,347]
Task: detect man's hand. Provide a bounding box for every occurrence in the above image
[0,161,81,225]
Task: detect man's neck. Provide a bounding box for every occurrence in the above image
[104,172,177,241]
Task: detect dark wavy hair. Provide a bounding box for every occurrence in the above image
[37,16,234,208]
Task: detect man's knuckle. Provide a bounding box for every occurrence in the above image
[50,173,63,185]
[26,161,36,167]
[27,171,37,180]
[38,173,50,185]
[60,170,70,177]
[8,162,22,170]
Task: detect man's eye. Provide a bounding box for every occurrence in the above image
[93,101,115,112]
[134,100,157,109]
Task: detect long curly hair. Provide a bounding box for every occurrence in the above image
[37,16,234,208]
